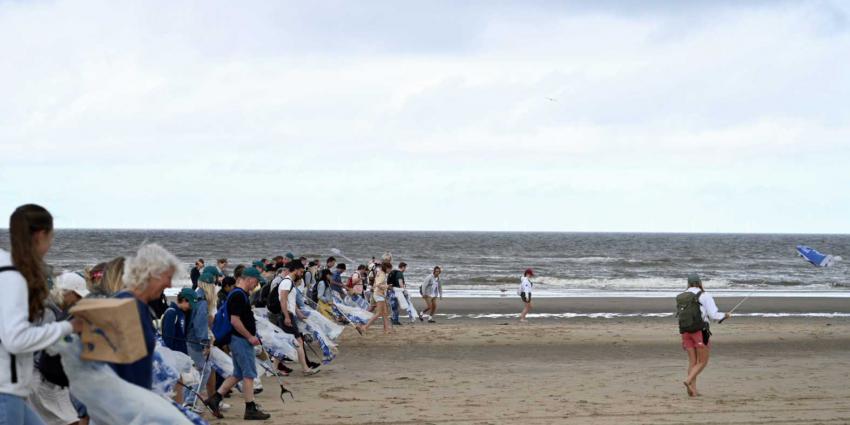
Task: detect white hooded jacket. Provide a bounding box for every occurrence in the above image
[0,249,73,397]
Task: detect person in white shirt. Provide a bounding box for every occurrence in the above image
[518,269,535,322]
[419,266,442,323]
[681,274,730,397]
[278,261,319,376]
[0,205,82,425]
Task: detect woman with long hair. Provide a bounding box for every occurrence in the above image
[362,262,392,334]
[0,205,81,425]
[679,274,729,397]
[419,266,442,323]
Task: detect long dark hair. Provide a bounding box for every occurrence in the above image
[318,269,333,283]
[9,204,53,321]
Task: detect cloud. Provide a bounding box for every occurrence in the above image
[1,0,849,232]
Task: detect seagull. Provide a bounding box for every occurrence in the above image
[545,97,557,102]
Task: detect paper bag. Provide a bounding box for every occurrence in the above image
[69,298,147,364]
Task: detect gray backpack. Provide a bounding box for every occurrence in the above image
[676,290,706,334]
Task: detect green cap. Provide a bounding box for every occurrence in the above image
[241,267,266,284]
[252,260,265,269]
[199,265,223,284]
[285,252,296,260]
[178,287,197,308]
[687,273,702,285]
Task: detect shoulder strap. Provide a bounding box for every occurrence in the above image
[0,266,18,383]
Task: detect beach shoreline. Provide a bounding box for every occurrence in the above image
[220,316,850,425]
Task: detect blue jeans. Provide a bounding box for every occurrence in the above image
[389,289,400,322]
[184,344,211,406]
[0,393,47,425]
[230,336,258,380]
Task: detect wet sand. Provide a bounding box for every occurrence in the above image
[213,298,850,425]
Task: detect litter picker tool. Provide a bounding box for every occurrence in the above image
[330,248,358,265]
[719,291,754,323]
[258,343,295,404]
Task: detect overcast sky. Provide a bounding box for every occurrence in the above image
[1,1,848,233]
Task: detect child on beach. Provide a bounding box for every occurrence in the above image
[518,269,534,322]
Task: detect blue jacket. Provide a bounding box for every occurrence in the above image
[161,302,188,354]
[187,288,209,350]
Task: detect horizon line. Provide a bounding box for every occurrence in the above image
[1,227,848,236]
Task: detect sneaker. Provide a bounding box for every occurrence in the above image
[220,402,231,411]
[205,393,224,419]
[243,402,271,421]
[418,313,424,322]
[428,319,436,323]
[307,361,322,369]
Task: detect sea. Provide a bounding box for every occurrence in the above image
[1,230,847,298]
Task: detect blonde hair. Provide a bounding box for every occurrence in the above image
[102,257,126,296]
[122,244,182,293]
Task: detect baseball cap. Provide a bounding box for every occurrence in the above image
[241,267,266,284]
[252,260,265,269]
[178,287,197,308]
[687,273,702,285]
[55,272,90,298]
[285,252,296,260]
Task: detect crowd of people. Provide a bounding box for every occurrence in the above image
[0,203,730,425]
[0,204,446,424]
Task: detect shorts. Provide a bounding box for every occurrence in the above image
[681,330,711,350]
[520,293,531,303]
[230,335,258,380]
[277,313,302,339]
[373,294,386,303]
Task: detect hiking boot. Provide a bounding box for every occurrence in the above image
[244,402,271,420]
[391,320,402,326]
[205,393,224,419]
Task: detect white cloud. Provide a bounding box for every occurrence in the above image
[1,0,849,232]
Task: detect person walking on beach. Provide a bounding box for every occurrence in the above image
[362,262,392,334]
[206,267,271,420]
[518,269,534,322]
[190,259,204,291]
[678,273,730,397]
[387,262,406,325]
[277,261,320,376]
[419,266,442,323]
[0,205,82,425]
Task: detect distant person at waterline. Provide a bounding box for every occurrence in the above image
[677,273,730,397]
[419,266,442,323]
[518,269,534,322]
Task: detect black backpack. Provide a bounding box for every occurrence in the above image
[253,281,269,308]
[676,290,706,334]
[308,280,320,304]
[267,278,291,315]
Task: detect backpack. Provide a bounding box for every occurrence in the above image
[254,281,270,308]
[267,278,291,315]
[308,280,320,303]
[212,288,248,345]
[676,290,706,334]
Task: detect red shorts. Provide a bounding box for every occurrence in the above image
[681,330,710,350]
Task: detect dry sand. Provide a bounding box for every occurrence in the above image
[211,298,850,425]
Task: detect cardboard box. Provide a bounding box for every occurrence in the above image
[69,298,147,364]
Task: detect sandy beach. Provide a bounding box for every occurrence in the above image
[213,297,850,425]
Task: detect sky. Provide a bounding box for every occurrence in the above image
[1,0,849,233]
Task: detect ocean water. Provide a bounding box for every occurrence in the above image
[0,230,847,297]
